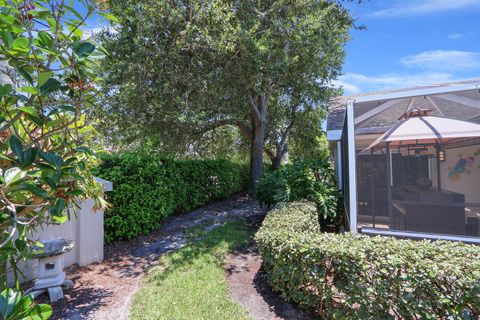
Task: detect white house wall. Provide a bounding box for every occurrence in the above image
[440,145,480,204]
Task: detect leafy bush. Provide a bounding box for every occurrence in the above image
[0,0,109,302]
[0,288,51,320]
[96,152,248,242]
[255,202,480,319]
[255,161,338,221]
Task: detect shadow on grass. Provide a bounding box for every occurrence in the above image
[147,218,256,284]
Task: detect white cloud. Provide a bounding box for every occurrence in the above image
[82,25,116,39]
[332,79,361,94]
[448,33,464,40]
[372,0,480,17]
[338,72,462,95]
[400,50,480,71]
[448,32,475,40]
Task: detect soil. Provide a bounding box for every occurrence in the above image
[38,196,312,320]
[225,243,316,320]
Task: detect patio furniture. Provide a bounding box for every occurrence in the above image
[392,186,465,235]
[365,109,480,234]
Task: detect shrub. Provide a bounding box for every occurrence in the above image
[0,0,109,300]
[96,152,248,242]
[255,161,339,221]
[255,202,480,319]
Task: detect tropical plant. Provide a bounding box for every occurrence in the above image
[256,160,339,222]
[0,0,111,295]
[0,288,51,320]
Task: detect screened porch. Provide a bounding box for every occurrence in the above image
[338,82,480,242]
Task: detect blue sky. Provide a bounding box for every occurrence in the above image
[338,0,480,95]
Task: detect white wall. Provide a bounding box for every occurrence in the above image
[7,178,112,285]
[440,145,480,203]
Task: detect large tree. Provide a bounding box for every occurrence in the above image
[99,0,353,192]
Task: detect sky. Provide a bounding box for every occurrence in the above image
[338,0,480,95]
[77,0,480,96]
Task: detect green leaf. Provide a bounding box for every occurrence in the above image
[15,66,34,85]
[99,12,119,23]
[18,86,39,96]
[4,167,26,186]
[19,106,40,118]
[0,30,14,48]
[24,303,53,320]
[0,288,21,319]
[57,105,76,112]
[46,17,57,31]
[0,84,12,97]
[64,5,83,20]
[68,23,83,39]
[74,42,95,58]
[12,37,29,53]
[75,146,95,156]
[49,198,65,216]
[39,78,61,96]
[9,135,23,159]
[66,189,84,197]
[17,183,49,198]
[37,71,53,87]
[39,151,63,169]
[36,31,54,49]
[0,153,13,162]
[19,148,37,169]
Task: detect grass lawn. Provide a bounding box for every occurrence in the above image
[129,221,253,320]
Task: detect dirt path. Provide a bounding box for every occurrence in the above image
[225,244,314,320]
[49,196,265,320]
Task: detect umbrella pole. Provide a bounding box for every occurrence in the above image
[436,145,442,191]
[386,143,393,229]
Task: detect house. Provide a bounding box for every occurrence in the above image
[327,79,480,243]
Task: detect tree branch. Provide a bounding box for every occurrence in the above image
[247,93,262,121]
[264,147,275,161]
[202,119,253,140]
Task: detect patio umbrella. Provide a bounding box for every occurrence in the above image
[366,109,480,224]
[367,114,480,150]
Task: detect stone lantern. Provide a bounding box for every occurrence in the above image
[26,238,75,302]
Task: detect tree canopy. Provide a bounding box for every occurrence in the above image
[99,0,353,191]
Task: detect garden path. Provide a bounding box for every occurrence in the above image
[47,196,309,320]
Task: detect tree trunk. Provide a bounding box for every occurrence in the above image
[248,94,268,195]
[250,118,265,194]
[271,144,287,170]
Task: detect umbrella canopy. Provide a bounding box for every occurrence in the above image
[367,115,480,150]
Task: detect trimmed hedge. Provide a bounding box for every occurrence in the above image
[96,152,248,242]
[255,202,480,319]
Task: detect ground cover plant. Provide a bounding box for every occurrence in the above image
[96,151,248,242]
[129,221,253,320]
[255,202,480,319]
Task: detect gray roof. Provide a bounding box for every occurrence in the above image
[327,79,480,133]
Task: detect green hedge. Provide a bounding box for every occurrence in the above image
[96,152,248,243]
[255,202,480,319]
